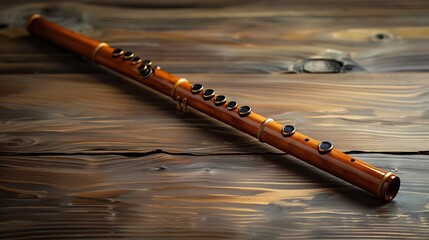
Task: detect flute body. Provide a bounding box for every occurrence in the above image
[26,14,400,202]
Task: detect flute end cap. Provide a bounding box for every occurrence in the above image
[26,13,43,33]
[380,174,400,202]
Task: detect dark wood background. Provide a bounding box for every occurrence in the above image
[1,0,428,239]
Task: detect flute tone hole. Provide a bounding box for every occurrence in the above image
[304,138,309,142]
[351,158,355,162]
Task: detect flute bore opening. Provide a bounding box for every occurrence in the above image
[384,176,400,202]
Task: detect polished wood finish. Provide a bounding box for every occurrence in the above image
[27,14,100,62]
[26,14,400,202]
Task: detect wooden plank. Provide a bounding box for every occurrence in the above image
[0,0,428,239]
[1,73,428,154]
[1,2,429,74]
[0,153,427,239]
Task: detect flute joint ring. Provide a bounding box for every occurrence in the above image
[92,42,109,63]
[26,14,42,33]
[171,78,189,100]
[377,172,394,200]
[258,118,274,143]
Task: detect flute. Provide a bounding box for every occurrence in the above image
[26,14,400,202]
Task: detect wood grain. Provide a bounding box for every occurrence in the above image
[1,73,428,154]
[1,1,429,74]
[1,154,427,239]
[0,0,428,239]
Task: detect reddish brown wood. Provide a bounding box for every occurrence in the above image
[26,14,400,202]
[27,14,100,62]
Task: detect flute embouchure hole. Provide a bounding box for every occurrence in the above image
[304,138,309,142]
[351,158,355,162]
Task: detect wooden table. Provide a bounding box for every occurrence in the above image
[1,1,428,239]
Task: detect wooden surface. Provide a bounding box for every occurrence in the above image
[0,1,428,239]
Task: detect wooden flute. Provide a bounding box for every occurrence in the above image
[26,14,400,202]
